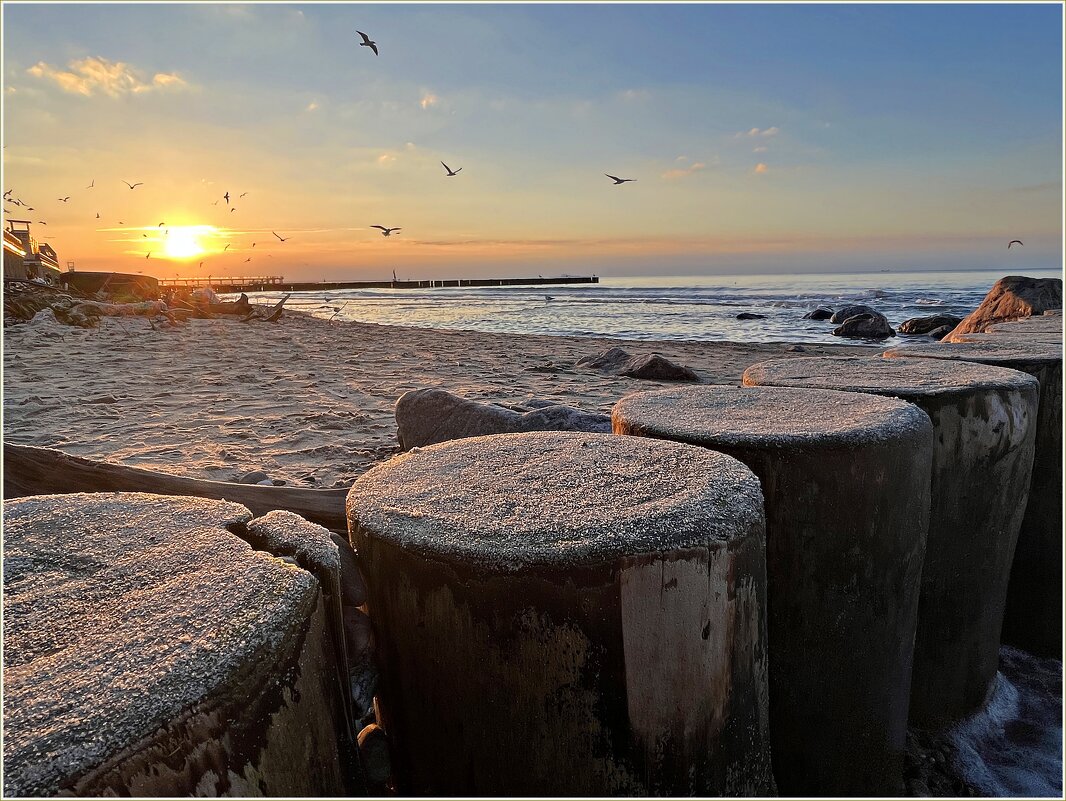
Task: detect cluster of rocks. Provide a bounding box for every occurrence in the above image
[574,346,700,381]
[801,303,897,340]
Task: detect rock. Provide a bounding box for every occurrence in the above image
[898,314,963,335]
[833,312,895,339]
[344,606,373,661]
[618,354,699,382]
[803,307,834,321]
[395,388,610,450]
[787,345,807,352]
[238,470,270,484]
[736,312,766,320]
[830,304,878,324]
[575,346,632,371]
[947,275,1063,337]
[27,308,60,327]
[927,325,953,339]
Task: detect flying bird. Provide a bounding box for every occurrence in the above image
[441,161,462,177]
[371,225,401,237]
[146,252,151,259]
[252,242,256,248]
[272,231,288,242]
[230,208,236,213]
[224,192,230,204]
[123,181,143,189]
[1008,240,1024,249]
[224,244,231,251]
[239,192,248,198]
[199,261,204,269]
[158,222,165,227]
[58,196,70,202]
[25,206,34,211]
[86,179,94,189]
[37,221,47,225]
[212,200,219,206]
[357,30,379,55]
[143,234,148,237]
[244,257,252,262]
[118,221,124,225]
[605,174,635,185]
[96,213,100,218]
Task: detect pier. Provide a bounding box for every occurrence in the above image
[157,275,599,294]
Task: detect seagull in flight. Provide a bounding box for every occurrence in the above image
[272,231,289,242]
[1008,240,1024,249]
[123,181,143,189]
[252,242,256,248]
[224,192,230,204]
[357,30,379,55]
[37,221,47,225]
[224,244,231,251]
[239,192,248,198]
[370,225,401,237]
[212,200,219,205]
[441,161,462,177]
[58,196,70,202]
[96,213,100,218]
[244,257,252,262]
[146,252,151,259]
[605,174,635,185]
[86,179,94,189]
[158,222,165,227]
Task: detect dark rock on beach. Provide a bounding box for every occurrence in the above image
[803,307,834,321]
[926,325,953,340]
[736,312,766,320]
[830,304,879,324]
[898,314,964,335]
[394,387,610,450]
[576,347,699,382]
[833,311,895,339]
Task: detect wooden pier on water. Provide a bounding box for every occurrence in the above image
[157,275,599,294]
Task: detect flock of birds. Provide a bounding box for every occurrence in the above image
[3,27,1027,275]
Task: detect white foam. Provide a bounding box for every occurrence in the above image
[947,647,1063,797]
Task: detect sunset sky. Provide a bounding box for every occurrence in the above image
[2,2,1062,281]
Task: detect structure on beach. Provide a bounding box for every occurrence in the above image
[3,220,61,285]
[157,274,599,294]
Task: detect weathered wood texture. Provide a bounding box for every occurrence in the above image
[3,442,348,531]
[348,432,775,796]
[2,493,351,797]
[614,386,933,796]
[884,340,1063,657]
[742,356,1039,728]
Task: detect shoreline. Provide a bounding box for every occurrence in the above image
[2,310,870,489]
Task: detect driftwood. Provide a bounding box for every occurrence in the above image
[3,443,349,531]
[71,300,169,317]
[242,294,291,323]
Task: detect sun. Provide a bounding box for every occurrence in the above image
[160,225,214,260]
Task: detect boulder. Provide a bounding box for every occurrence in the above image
[736,312,766,320]
[898,314,963,335]
[576,347,699,382]
[927,325,953,340]
[619,354,700,381]
[833,312,895,340]
[947,276,1063,337]
[395,388,610,450]
[830,304,878,324]
[803,307,834,321]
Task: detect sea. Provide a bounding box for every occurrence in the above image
[233,268,1063,344]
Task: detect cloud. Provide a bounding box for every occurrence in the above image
[306,101,319,112]
[619,89,650,102]
[420,91,438,110]
[377,153,396,165]
[737,126,780,138]
[27,56,186,98]
[754,163,769,174]
[753,145,768,153]
[662,161,708,180]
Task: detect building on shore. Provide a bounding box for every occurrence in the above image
[3,220,62,285]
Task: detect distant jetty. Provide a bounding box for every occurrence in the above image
[157,275,599,294]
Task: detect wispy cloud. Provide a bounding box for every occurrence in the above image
[753,145,768,153]
[737,126,780,138]
[27,56,187,98]
[420,91,439,110]
[306,101,319,112]
[754,163,769,174]
[662,159,708,180]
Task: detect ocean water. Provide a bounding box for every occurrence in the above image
[232,269,1063,344]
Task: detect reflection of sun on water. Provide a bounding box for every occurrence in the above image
[160,225,216,260]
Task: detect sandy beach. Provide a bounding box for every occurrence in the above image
[2,310,867,488]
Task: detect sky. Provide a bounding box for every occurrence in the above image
[2,2,1063,282]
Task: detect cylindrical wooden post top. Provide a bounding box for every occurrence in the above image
[742,355,1039,399]
[612,385,932,450]
[347,430,764,571]
[884,340,1063,368]
[2,492,322,798]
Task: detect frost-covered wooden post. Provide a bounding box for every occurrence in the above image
[348,431,775,796]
